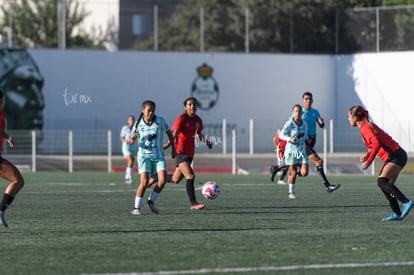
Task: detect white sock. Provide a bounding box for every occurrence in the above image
[149,191,160,202]
[134,196,143,209]
[126,167,132,179]
[289,183,295,194]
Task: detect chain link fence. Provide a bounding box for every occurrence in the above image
[0,2,414,53]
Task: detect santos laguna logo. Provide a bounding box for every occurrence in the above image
[191,63,219,111]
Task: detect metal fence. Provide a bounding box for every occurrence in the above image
[7,116,414,157]
[1,1,414,53]
[9,116,414,173]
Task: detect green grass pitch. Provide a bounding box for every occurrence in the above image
[1,172,414,275]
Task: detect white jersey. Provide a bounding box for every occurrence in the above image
[135,115,170,159]
[120,125,138,156]
[281,118,308,165]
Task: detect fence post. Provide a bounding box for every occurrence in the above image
[7,2,13,48]
[200,6,204,52]
[245,8,249,53]
[329,119,334,153]
[31,130,36,172]
[249,118,254,155]
[107,130,112,173]
[153,5,158,51]
[232,129,236,175]
[222,118,227,155]
[68,130,73,173]
[57,0,66,49]
[323,128,327,173]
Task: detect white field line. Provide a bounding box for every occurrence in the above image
[84,261,414,275]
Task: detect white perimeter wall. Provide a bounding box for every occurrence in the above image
[28,49,414,152]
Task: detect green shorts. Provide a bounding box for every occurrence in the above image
[137,157,167,174]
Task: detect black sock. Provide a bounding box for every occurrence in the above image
[316,166,330,187]
[280,170,287,181]
[186,179,198,205]
[0,194,14,211]
[381,190,401,215]
[377,177,409,203]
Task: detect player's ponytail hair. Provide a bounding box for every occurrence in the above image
[349,105,369,121]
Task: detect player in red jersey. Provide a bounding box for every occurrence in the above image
[167,97,212,210]
[348,105,413,221]
[0,89,25,227]
[270,130,288,184]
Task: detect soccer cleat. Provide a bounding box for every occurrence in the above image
[0,211,8,227]
[125,178,133,185]
[401,200,414,219]
[326,184,341,193]
[147,200,159,214]
[382,212,402,221]
[277,180,287,185]
[191,204,206,210]
[288,193,296,199]
[130,208,141,215]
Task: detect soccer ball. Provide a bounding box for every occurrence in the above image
[201,181,220,199]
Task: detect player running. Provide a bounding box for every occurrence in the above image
[270,130,288,184]
[130,100,176,215]
[301,92,340,193]
[120,115,138,184]
[0,89,25,227]
[279,104,310,199]
[166,97,213,210]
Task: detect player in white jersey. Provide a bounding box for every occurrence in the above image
[129,100,176,215]
[279,104,310,199]
[120,115,138,184]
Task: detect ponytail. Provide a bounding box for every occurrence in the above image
[349,105,368,121]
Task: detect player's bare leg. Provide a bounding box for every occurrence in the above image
[0,159,25,227]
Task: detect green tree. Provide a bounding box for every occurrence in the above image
[381,0,414,50]
[0,0,107,49]
[133,0,413,53]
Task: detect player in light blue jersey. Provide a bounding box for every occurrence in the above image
[301,92,340,193]
[280,104,310,199]
[120,115,138,184]
[129,100,176,215]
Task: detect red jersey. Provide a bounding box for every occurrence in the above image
[273,133,287,150]
[0,111,4,153]
[273,132,286,158]
[359,120,400,164]
[172,113,203,158]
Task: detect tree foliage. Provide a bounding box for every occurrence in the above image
[132,0,414,53]
[0,0,108,49]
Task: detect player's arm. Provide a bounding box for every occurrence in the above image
[120,135,132,144]
[129,131,138,144]
[317,116,325,128]
[197,132,212,149]
[164,129,178,149]
[360,128,380,170]
[0,127,14,147]
[165,129,176,158]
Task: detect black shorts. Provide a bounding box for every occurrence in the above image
[306,136,317,155]
[175,153,193,167]
[386,147,407,169]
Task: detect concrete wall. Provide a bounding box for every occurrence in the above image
[28,49,414,152]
